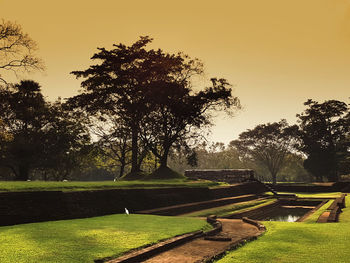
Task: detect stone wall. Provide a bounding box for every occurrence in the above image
[0,182,265,226]
[185,169,255,184]
[270,184,336,193]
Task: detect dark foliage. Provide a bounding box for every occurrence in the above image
[69,36,240,178]
[297,99,350,182]
[0,80,90,180]
[0,20,44,84]
[230,120,300,184]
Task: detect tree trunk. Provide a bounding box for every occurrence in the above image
[43,171,48,181]
[130,125,139,173]
[5,165,18,179]
[159,147,170,168]
[119,161,125,178]
[272,172,277,185]
[316,175,323,182]
[329,170,338,182]
[17,164,29,181]
[136,149,147,171]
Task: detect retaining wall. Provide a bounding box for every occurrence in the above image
[269,184,336,193]
[0,182,266,226]
[185,169,254,184]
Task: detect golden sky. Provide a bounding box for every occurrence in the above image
[1,0,350,143]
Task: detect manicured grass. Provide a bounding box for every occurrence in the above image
[0,214,210,263]
[216,193,350,263]
[303,200,333,223]
[265,191,342,198]
[292,192,342,198]
[183,199,276,217]
[0,179,224,192]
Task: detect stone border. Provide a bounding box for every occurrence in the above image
[203,234,264,263]
[242,217,266,231]
[96,216,266,263]
[317,194,347,223]
[296,200,328,222]
[202,219,265,263]
[96,231,203,263]
[97,216,223,263]
[205,215,223,236]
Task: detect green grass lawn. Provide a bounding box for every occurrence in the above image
[216,193,350,263]
[266,191,342,198]
[0,179,224,192]
[291,192,343,198]
[0,214,210,263]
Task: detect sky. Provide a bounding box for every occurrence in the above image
[1,0,350,144]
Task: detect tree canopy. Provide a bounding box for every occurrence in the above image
[0,20,44,84]
[70,36,240,179]
[297,99,350,182]
[0,80,90,180]
[230,120,299,184]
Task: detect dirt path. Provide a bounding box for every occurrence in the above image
[142,219,263,263]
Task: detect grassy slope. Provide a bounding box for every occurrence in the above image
[303,200,333,223]
[279,192,342,198]
[183,199,276,217]
[0,179,224,192]
[217,194,350,263]
[0,214,210,263]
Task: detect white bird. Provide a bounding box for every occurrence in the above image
[125,208,129,215]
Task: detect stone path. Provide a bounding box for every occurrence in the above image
[141,219,263,263]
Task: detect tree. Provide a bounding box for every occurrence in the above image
[0,118,13,163]
[297,99,350,182]
[40,100,91,180]
[0,80,49,180]
[0,80,90,180]
[277,153,312,182]
[230,120,299,185]
[0,20,44,84]
[70,36,156,176]
[70,36,240,178]
[92,115,132,179]
[0,118,12,142]
[141,78,240,172]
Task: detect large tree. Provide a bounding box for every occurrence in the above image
[70,36,240,178]
[39,100,91,180]
[0,80,90,180]
[141,78,240,172]
[91,115,132,179]
[230,120,299,185]
[0,20,44,84]
[297,99,350,182]
[0,118,12,142]
[0,80,49,180]
[70,36,157,176]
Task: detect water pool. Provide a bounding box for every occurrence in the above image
[258,207,312,222]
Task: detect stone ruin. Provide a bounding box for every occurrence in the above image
[185,169,255,184]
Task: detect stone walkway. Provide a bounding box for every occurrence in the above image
[141,219,263,263]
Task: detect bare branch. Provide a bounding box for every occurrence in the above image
[0,19,44,83]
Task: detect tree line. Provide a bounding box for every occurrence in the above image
[230,100,350,184]
[0,19,349,182]
[169,99,350,184]
[0,20,240,181]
